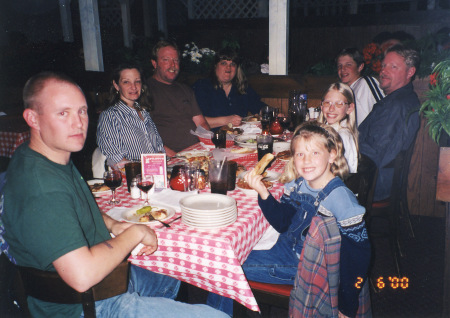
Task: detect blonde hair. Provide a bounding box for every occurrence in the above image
[279,121,349,184]
[317,82,359,158]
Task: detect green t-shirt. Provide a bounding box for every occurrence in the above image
[3,143,111,318]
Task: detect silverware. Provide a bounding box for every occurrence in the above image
[159,216,181,228]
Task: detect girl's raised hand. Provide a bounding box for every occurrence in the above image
[244,172,270,200]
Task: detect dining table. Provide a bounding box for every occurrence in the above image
[0,115,30,158]
[94,142,289,312]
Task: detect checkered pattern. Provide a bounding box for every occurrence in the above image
[95,143,288,311]
[0,131,30,158]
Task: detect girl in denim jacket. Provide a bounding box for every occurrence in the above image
[243,121,370,317]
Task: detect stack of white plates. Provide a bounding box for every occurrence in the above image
[179,194,237,229]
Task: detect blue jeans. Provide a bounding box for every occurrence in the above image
[241,233,300,285]
[206,235,300,316]
[83,265,228,318]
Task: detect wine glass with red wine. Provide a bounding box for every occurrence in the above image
[103,170,122,205]
[136,174,154,206]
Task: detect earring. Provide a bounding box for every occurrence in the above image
[141,88,145,94]
[116,90,119,95]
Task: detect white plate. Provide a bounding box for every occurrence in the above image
[176,150,212,158]
[235,134,258,148]
[123,205,175,224]
[182,215,237,229]
[180,193,236,211]
[87,179,122,197]
[273,141,291,153]
[238,170,281,182]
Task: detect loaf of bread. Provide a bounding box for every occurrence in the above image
[250,153,275,176]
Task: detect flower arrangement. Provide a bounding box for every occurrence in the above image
[181,42,216,75]
[420,59,450,145]
[362,43,383,76]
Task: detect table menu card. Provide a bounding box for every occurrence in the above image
[141,153,167,189]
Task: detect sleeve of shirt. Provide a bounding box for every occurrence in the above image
[359,97,419,170]
[96,110,126,164]
[338,224,371,317]
[258,193,297,233]
[246,85,265,115]
[324,188,371,317]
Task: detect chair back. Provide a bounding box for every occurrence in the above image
[17,260,129,318]
[344,154,378,210]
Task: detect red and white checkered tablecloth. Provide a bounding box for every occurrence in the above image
[95,143,288,312]
[0,131,30,158]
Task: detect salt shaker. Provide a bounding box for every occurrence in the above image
[130,178,140,199]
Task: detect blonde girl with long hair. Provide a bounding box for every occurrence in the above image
[242,121,370,317]
[317,82,359,173]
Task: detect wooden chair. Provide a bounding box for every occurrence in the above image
[13,260,130,318]
[365,135,418,278]
[248,156,378,314]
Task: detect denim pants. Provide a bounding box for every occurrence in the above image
[83,265,228,318]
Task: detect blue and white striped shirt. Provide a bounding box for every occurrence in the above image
[97,100,165,164]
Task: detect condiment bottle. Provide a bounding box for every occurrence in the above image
[130,178,140,199]
[269,116,283,135]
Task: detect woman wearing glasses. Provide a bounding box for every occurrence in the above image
[317,82,359,173]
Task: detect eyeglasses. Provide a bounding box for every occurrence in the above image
[321,100,349,108]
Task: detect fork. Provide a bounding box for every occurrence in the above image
[158,216,181,228]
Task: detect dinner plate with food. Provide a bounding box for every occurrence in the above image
[242,115,261,125]
[236,153,274,195]
[235,134,258,148]
[122,205,175,224]
[87,179,120,196]
[220,123,243,136]
[276,150,291,161]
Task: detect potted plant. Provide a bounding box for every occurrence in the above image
[420,59,450,146]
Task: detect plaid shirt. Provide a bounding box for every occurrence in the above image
[289,215,371,318]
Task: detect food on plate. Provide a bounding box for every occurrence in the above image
[177,151,211,173]
[250,153,275,176]
[236,164,246,176]
[89,183,110,193]
[276,150,291,160]
[220,123,243,135]
[244,114,260,122]
[133,206,168,222]
[231,147,257,154]
[136,206,152,215]
[237,178,272,190]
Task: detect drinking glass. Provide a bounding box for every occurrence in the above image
[212,130,226,148]
[279,116,291,140]
[209,159,229,195]
[103,170,122,205]
[136,174,154,205]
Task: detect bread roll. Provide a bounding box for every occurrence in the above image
[250,153,274,176]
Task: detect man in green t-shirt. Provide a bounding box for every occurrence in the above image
[2,72,227,318]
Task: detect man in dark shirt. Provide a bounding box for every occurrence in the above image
[147,41,210,156]
[358,45,420,201]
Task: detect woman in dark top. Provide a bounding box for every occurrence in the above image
[193,47,264,129]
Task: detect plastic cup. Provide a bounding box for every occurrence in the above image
[209,159,229,195]
[125,161,141,192]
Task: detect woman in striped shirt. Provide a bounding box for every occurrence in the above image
[97,63,165,167]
